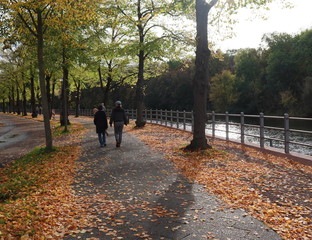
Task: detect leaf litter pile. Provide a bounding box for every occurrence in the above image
[129,123,312,240]
[0,120,99,239]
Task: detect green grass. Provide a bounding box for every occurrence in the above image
[0,147,58,201]
[52,122,84,137]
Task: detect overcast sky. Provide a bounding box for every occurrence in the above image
[212,0,312,51]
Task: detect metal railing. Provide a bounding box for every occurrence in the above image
[70,108,312,156]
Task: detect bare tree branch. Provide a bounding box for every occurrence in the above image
[208,0,219,8]
[17,12,38,37]
[26,8,38,31]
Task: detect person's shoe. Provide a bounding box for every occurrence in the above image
[116,142,120,147]
[104,144,107,147]
[100,145,104,147]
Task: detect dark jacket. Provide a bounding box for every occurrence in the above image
[94,110,108,133]
[109,107,128,125]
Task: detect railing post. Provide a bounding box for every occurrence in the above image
[176,110,179,129]
[240,112,245,144]
[212,111,215,138]
[260,112,265,148]
[170,110,173,127]
[160,110,163,125]
[165,110,167,126]
[225,111,229,141]
[150,109,153,123]
[191,111,194,132]
[183,110,186,131]
[284,113,290,154]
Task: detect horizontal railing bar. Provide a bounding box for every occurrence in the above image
[265,137,284,142]
[289,141,312,148]
[242,114,260,118]
[244,124,260,128]
[264,126,284,131]
[244,133,260,138]
[263,115,284,119]
[290,129,312,135]
[289,116,312,121]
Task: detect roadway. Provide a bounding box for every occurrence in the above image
[0,113,45,167]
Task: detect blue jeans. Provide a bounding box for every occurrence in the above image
[98,132,106,146]
[114,122,124,143]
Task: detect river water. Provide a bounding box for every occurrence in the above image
[152,119,312,156]
[205,121,312,156]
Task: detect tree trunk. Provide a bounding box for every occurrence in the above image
[98,65,106,103]
[22,83,27,116]
[75,81,80,118]
[135,2,146,128]
[46,73,52,118]
[104,62,113,106]
[16,84,21,115]
[37,10,53,150]
[187,0,214,150]
[60,46,70,129]
[2,99,6,113]
[11,86,15,114]
[36,86,40,108]
[30,67,37,118]
[51,79,56,110]
[135,49,146,127]
[8,91,12,113]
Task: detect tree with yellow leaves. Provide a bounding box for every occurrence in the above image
[0,0,99,150]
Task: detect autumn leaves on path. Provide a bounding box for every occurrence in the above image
[64,120,282,240]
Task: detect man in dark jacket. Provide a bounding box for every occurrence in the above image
[109,101,128,147]
[94,105,108,147]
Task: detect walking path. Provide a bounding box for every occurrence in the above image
[0,113,45,167]
[65,118,281,240]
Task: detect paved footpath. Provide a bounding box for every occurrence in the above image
[65,118,281,240]
[0,113,45,167]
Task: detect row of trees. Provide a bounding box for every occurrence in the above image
[211,30,312,116]
[0,0,193,149]
[145,30,312,117]
[0,0,290,150]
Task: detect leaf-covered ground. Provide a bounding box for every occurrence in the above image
[1,116,311,239]
[0,118,94,239]
[64,119,280,240]
[129,123,312,240]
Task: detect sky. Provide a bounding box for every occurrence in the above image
[213,0,312,52]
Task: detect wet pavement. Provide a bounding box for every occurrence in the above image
[0,113,45,167]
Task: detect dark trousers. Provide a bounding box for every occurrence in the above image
[98,132,106,146]
[114,121,124,143]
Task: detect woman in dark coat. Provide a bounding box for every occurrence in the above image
[93,105,108,147]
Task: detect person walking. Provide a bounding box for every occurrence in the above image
[109,101,128,147]
[94,105,108,147]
